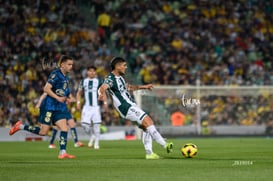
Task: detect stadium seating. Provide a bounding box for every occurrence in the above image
[0,0,272,127]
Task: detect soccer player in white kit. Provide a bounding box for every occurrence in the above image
[76,66,107,149]
[98,57,173,159]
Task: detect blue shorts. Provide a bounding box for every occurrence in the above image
[39,109,72,126]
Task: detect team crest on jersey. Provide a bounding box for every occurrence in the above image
[63,82,67,89]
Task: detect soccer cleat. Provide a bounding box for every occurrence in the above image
[48,144,56,149]
[88,138,94,148]
[9,121,23,135]
[58,153,76,159]
[88,143,93,148]
[166,142,174,153]
[74,141,85,147]
[94,145,100,150]
[146,153,160,160]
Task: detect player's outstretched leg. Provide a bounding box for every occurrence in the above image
[9,121,22,135]
[142,131,160,159]
[146,124,173,154]
[9,121,40,135]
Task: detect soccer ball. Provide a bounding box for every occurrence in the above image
[181,143,198,158]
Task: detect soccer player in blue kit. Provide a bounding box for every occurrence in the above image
[9,55,76,159]
[35,92,85,149]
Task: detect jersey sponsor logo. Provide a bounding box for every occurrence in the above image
[56,89,65,96]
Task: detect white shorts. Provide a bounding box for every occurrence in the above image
[81,106,102,124]
[125,106,147,125]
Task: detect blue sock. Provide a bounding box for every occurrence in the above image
[59,131,68,151]
[70,128,78,143]
[49,128,58,144]
[23,125,40,135]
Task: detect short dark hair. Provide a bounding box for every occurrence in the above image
[58,55,73,66]
[110,57,126,70]
[87,65,97,71]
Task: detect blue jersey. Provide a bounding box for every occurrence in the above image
[43,68,71,111]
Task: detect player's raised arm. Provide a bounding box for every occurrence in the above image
[127,84,154,91]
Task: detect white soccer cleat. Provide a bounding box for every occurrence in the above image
[88,139,94,148]
[74,141,85,147]
[48,144,56,149]
[88,142,93,148]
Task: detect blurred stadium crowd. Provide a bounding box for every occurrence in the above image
[0,0,272,129]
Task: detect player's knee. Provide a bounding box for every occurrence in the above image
[141,116,154,129]
[93,123,101,134]
[67,119,75,127]
[138,124,147,131]
[39,125,50,136]
[39,130,48,136]
[56,119,69,131]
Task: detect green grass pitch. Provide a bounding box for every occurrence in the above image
[0,137,272,181]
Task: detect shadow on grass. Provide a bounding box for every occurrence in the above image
[162,156,241,161]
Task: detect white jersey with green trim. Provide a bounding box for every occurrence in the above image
[104,73,136,117]
[79,77,102,107]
